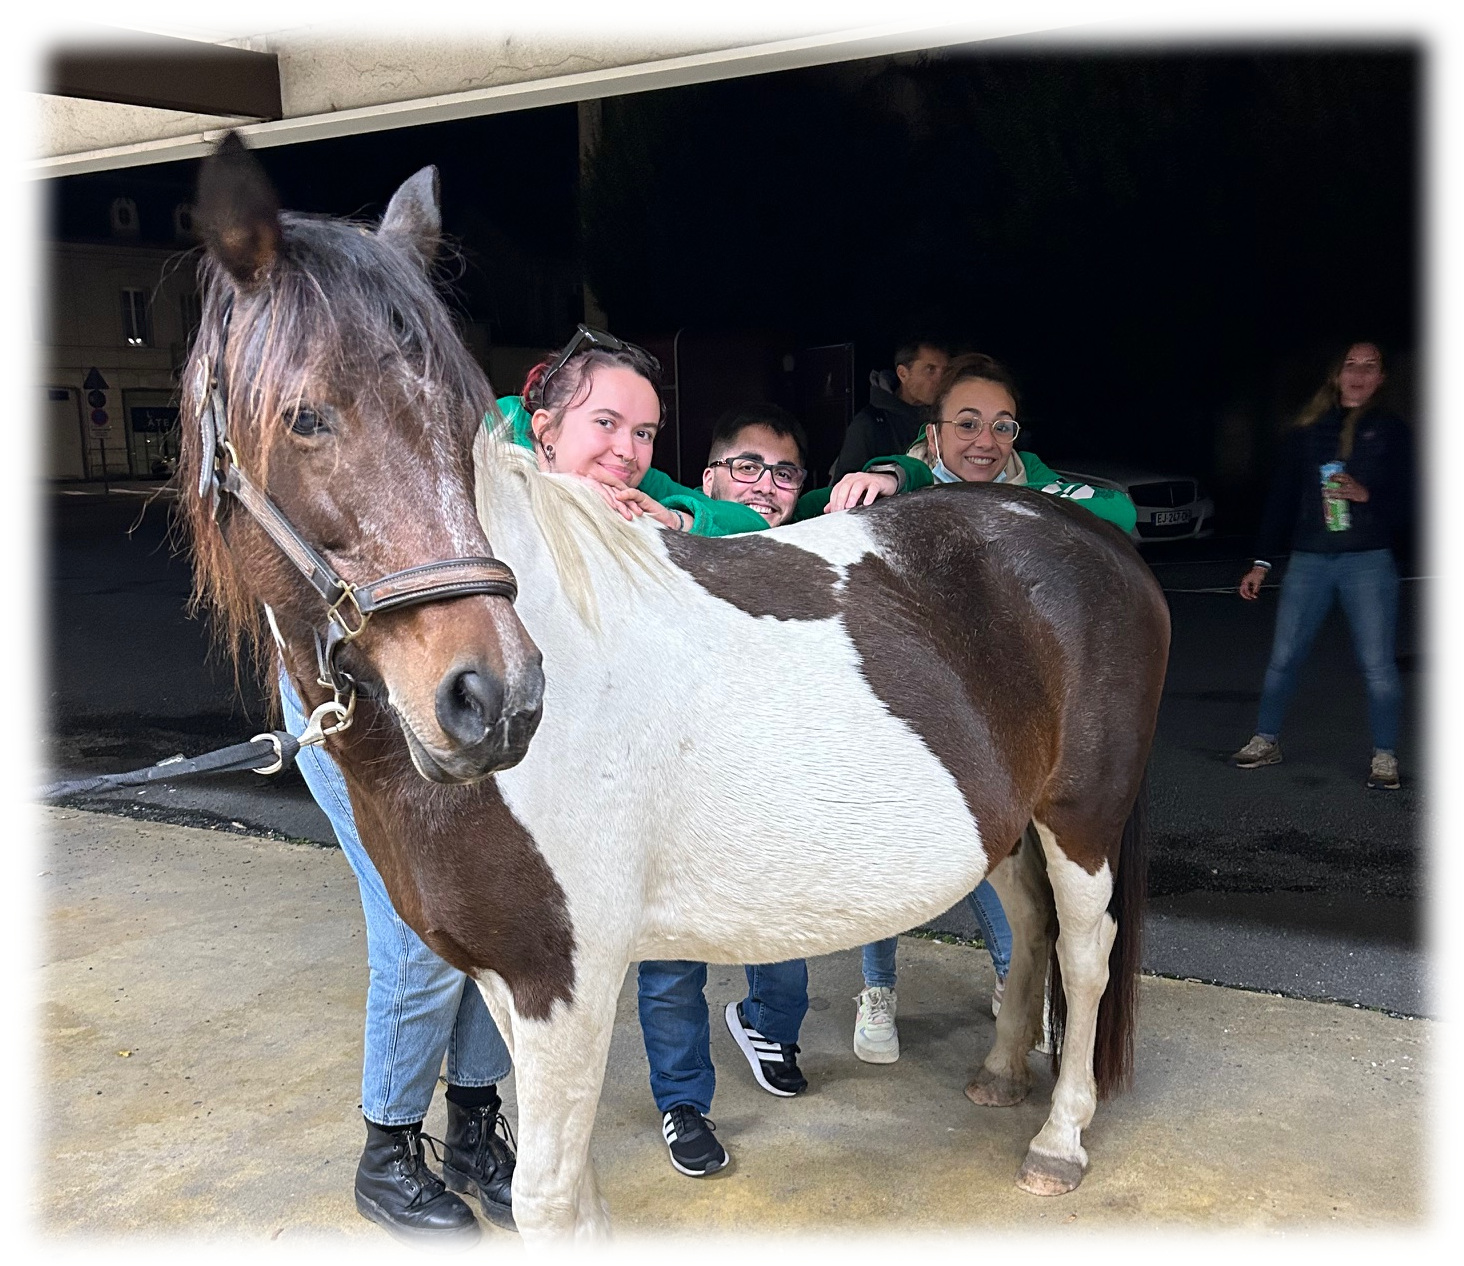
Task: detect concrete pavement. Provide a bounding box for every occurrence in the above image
[38,807,1430,1244]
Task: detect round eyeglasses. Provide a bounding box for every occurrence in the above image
[937,416,1020,442]
[708,457,807,491]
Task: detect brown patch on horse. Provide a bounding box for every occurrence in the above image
[663,533,841,621]
[838,490,1067,860]
[327,688,577,1021]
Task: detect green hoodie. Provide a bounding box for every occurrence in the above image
[494,396,902,537]
[492,398,1134,537]
[869,451,1139,535]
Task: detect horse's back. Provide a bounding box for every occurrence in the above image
[850,482,1170,829]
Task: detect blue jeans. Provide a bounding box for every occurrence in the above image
[861,879,1012,987]
[281,672,512,1126]
[637,958,808,1115]
[1255,549,1402,752]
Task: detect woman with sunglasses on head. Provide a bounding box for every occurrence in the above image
[841,352,1136,1067]
[498,324,927,535]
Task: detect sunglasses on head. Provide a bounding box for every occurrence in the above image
[524,324,661,411]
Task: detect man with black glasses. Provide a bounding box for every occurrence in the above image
[637,404,814,1181]
[701,402,810,527]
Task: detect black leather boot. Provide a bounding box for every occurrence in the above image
[442,1098,517,1231]
[354,1119,481,1243]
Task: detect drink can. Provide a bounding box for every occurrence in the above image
[1320,461,1350,532]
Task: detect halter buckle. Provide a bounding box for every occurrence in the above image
[326,583,370,641]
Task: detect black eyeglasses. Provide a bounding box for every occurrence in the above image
[708,457,807,491]
[937,416,1021,442]
[524,324,661,410]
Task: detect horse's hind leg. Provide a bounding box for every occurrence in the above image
[966,824,1053,1107]
[1016,818,1116,1196]
[502,960,627,1242]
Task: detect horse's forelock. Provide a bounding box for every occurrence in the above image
[176,207,494,693]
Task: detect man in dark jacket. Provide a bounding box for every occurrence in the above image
[829,338,949,479]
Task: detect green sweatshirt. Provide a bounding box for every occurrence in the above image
[492,398,1133,537]
[872,452,1139,535]
[494,396,901,537]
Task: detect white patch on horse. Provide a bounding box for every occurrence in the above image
[1028,822,1116,1174]
[262,603,286,653]
[1004,503,1041,518]
[484,484,992,970]
[763,508,878,578]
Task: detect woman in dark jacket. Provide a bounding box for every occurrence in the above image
[1230,341,1413,789]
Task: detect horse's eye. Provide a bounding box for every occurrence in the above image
[288,407,328,437]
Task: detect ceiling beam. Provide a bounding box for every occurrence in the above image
[47,32,282,121]
[28,20,1052,180]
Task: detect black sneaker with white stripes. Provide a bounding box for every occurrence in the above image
[724,1000,808,1097]
[661,1104,728,1177]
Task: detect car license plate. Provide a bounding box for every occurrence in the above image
[1153,510,1192,526]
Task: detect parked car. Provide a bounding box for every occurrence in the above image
[1048,460,1215,543]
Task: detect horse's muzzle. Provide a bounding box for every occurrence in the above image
[407,656,544,783]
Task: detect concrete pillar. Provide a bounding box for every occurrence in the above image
[577,98,609,329]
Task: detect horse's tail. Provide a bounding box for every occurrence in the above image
[1046,767,1148,1098]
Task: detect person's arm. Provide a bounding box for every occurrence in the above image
[864,453,934,493]
[803,453,935,519]
[637,468,771,536]
[1252,430,1304,568]
[1359,415,1414,539]
[1021,452,1138,535]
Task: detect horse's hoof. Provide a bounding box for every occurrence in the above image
[964,1068,1031,1107]
[1016,1149,1085,1196]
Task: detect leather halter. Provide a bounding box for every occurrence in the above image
[195,293,519,713]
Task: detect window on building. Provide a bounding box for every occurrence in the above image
[122,288,151,348]
[110,197,140,237]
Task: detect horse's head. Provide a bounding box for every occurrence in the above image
[179,134,543,784]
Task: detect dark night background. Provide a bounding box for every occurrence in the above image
[47,41,1421,535]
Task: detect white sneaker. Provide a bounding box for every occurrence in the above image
[853,986,899,1063]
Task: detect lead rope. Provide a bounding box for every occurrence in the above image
[36,697,353,802]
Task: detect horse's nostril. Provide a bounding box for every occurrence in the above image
[435,667,504,748]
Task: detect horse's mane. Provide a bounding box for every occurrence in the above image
[472,425,673,630]
[176,210,496,687]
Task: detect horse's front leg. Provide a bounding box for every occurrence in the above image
[966,824,1053,1107]
[502,956,627,1242]
[1015,818,1117,1196]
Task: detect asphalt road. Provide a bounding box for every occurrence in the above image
[41,485,1428,1016]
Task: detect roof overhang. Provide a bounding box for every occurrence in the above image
[28,19,1063,179]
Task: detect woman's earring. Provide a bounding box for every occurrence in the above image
[543,442,555,468]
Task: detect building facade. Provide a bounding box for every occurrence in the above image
[41,188,200,481]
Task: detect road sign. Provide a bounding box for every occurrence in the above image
[90,408,111,434]
[83,367,109,391]
[87,389,107,409]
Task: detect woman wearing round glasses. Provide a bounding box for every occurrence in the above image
[847,352,1137,1067]
[829,352,1137,528]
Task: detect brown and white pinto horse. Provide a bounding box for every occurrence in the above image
[179,136,1170,1241]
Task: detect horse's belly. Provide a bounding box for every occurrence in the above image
[633,720,993,963]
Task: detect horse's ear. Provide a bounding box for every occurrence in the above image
[380,166,441,270]
[195,132,282,287]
